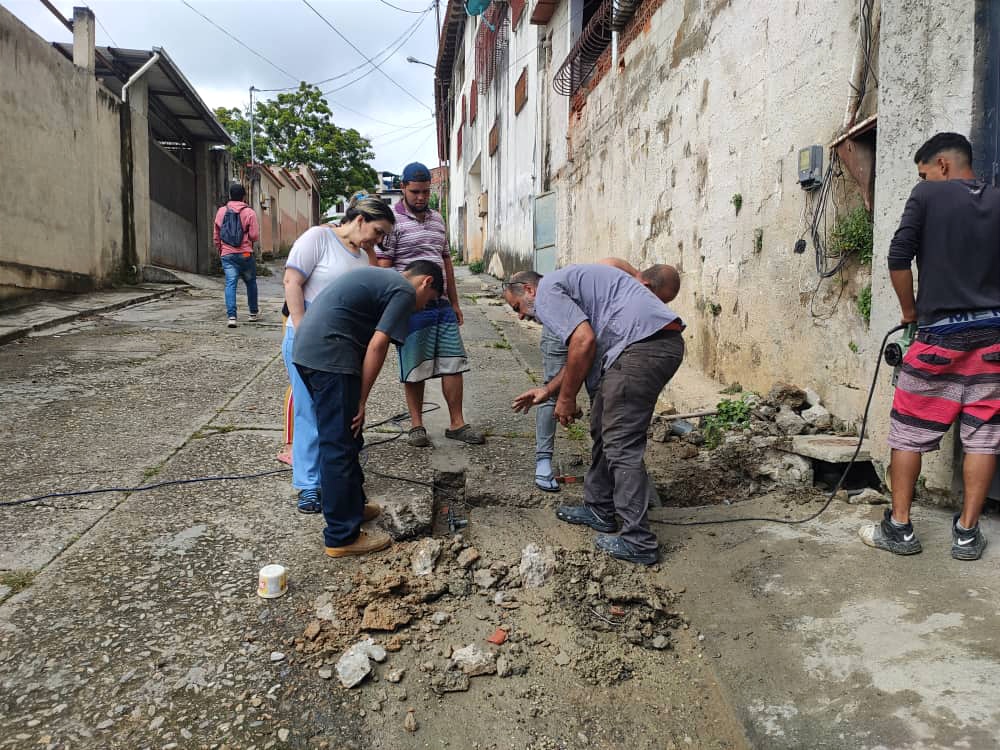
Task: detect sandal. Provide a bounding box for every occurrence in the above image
[408,426,432,448]
[535,472,560,493]
[276,450,292,466]
[297,488,321,514]
[444,424,486,445]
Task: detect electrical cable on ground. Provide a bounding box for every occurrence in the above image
[0,404,458,508]
[3,321,902,529]
[649,322,906,527]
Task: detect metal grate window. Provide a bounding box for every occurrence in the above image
[552,0,613,97]
[475,2,510,94]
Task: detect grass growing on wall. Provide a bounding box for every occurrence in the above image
[857,283,872,324]
[832,207,874,264]
[468,260,485,274]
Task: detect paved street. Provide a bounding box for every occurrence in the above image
[2,267,1000,750]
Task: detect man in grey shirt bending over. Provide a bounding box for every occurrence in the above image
[505,264,684,565]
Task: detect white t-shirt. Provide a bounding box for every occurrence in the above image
[285,226,369,328]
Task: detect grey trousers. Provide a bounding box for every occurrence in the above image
[536,326,569,462]
[584,333,684,553]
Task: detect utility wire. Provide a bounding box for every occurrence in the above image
[300,0,432,111]
[93,12,119,47]
[180,0,300,83]
[322,11,430,95]
[376,0,429,13]
[254,3,433,93]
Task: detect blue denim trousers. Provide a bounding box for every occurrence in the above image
[282,324,320,491]
[296,366,366,548]
[221,253,258,319]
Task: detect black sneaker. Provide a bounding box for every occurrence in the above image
[858,508,922,555]
[556,504,617,533]
[594,534,659,566]
[951,513,987,561]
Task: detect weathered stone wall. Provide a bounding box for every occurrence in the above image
[557,0,874,420]
[0,5,127,302]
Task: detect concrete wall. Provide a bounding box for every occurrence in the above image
[554,0,873,421]
[868,0,979,497]
[0,4,125,303]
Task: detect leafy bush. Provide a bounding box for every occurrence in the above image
[857,283,872,324]
[831,206,874,264]
[701,395,753,449]
[468,259,485,274]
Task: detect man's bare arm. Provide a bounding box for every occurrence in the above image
[890,269,917,324]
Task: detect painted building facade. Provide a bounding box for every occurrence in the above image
[437,0,998,502]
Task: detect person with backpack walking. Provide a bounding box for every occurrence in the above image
[214,183,261,328]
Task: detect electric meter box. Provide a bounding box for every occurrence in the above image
[798,145,823,190]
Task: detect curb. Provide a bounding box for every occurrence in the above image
[0,286,185,347]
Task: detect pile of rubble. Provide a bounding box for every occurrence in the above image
[285,534,682,704]
[743,382,851,437]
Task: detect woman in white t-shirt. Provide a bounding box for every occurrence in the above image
[281,195,395,513]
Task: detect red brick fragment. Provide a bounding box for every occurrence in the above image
[486,628,508,645]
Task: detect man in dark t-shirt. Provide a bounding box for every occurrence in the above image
[860,132,1000,561]
[293,262,444,558]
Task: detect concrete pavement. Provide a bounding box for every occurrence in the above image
[0,267,998,749]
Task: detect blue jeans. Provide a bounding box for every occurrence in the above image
[296,366,366,548]
[536,326,569,461]
[282,325,321,491]
[221,253,258,319]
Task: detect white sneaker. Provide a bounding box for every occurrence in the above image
[227,318,237,328]
[248,312,261,322]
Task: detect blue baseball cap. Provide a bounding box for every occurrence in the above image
[401,162,431,183]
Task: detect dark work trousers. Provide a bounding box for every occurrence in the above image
[297,366,366,548]
[584,333,684,554]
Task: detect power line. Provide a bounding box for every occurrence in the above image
[254,3,433,93]
[322,9,429,95]
[300,0,432,111]
[93,12,119,47]
[179,0,300,83]
[376,0,430,13]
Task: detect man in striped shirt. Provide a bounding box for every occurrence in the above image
[376,162,485,447]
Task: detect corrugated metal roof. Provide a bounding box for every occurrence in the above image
[52,43,232,146]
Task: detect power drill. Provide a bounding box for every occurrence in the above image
[883,323,917,386]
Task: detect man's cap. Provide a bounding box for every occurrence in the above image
[401,162,431,183]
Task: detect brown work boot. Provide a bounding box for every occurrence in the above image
[324,529,392,558]
[362,503,382,522]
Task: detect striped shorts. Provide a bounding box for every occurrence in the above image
[889,327,1000,454]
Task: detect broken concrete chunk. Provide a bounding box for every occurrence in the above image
[757,451,814,487]
[775,406,807,436]
[519,543,556,588]
[380,499,433,541]
[430,670,470,694]
[410,538,443,576]
[553,651,571,666]
[430,611,451,626]
[801,403,832,430]
[804,387,823,408]
[313,593,339,623]
[473,569,498,589]
[450,644,497,676]
[336,648,372,688]
[457,547,481,568]
[386,668,405,683]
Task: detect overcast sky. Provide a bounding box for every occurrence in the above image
[6,0,441,174]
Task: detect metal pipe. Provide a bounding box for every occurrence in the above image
[122,51,160,103]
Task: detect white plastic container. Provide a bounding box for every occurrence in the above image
[257,564,288,598]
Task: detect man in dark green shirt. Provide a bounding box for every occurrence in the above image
[293,262,443,557]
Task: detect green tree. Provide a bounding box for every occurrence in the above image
[214,83,377,210]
